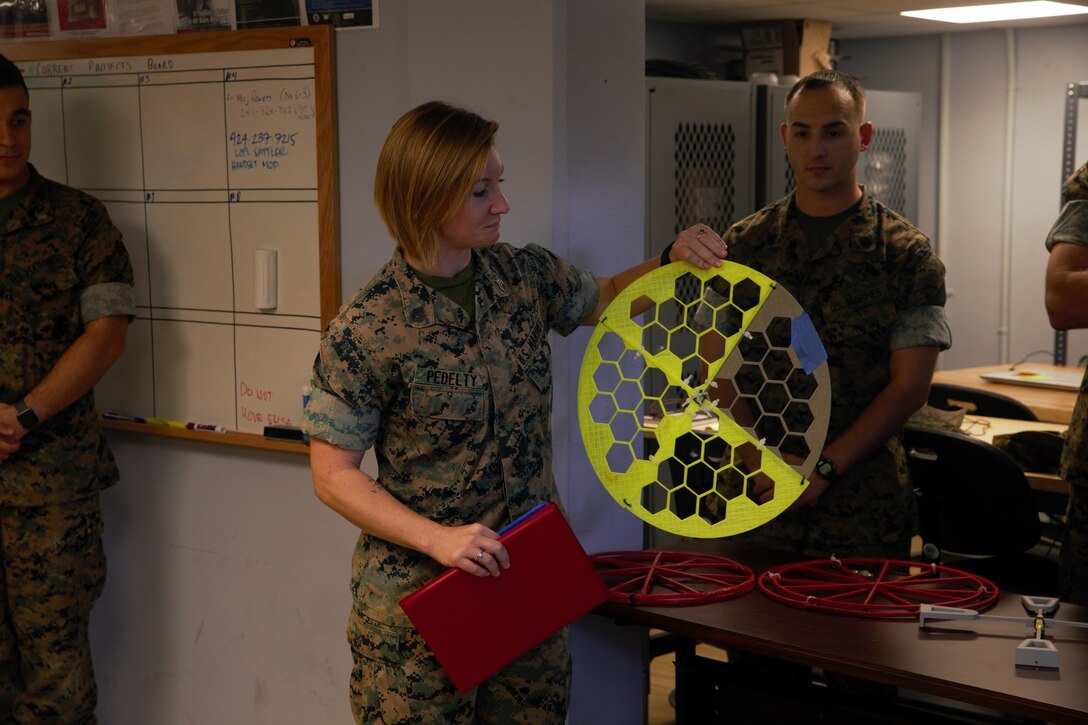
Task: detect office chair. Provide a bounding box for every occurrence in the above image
[927,382,1038,421]
[903,425,1057,595]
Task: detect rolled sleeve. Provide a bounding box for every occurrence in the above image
[81,282,135,323]
[1045,200,1088,252]
[301,385,380,451]
[889,305,951,351]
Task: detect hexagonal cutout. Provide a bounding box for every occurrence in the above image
[596,331,626,362]
[786,368,818,400]
[674,432,705,463]
[766,316,792,348]
[630,295,656,326]
[734,441,763,476]
[615,381,643,413]
[704,276,732,307]
[589,393,617,425]
[674,272,701,302]
[714,305,744,339]
[708,439,735,474]
[757,381,790,415]
[745,469,776,505]
[592,362,621,394]
[610,410,642,444]
[696,328,728,369]
[669,326,698,362]
[731,278,762,311]
[682,460,717,498]
[639,366,668,397]
[779,433,811,461]
[762,349,794,382]
[738,331,769,362]
[736,363,765,396]
[657,298,685,333]
[617,348,643,380]
[669,486,699,520]
[645,321,670,348]
[783,401,814,434]
[606,443,635,473]
[699,492,727,524]
[642,481,670,514]
[727,395,759,429]
[755,416,786,448]
[710,466,744,500]
[712,377,740,408]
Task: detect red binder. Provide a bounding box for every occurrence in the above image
[399,502,607,693]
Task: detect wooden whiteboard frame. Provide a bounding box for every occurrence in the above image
[5,27,339,452]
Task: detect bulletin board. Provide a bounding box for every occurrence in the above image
[5,26,340,440]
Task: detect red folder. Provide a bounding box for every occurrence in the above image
[399,502,607,693]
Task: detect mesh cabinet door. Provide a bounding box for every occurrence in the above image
[647,77,757,260]
[646,78,757,393]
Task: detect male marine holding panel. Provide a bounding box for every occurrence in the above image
[0,53,134,723]
[1044,159,1088,606]
[669,67,951,703]
[677,70,951,560]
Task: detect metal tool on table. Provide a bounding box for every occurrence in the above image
[920,595,1088,668]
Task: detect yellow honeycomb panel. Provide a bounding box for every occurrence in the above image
[578,261,832,538]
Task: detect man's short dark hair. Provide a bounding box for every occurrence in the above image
[0,53,28,94]
[785,69,866,119]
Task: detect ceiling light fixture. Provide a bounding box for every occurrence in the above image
[902,1,1088,23]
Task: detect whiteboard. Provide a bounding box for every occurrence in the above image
[9,28,340,437]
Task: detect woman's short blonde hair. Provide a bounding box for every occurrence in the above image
[374,101,499,268]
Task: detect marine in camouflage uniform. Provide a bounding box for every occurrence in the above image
[1044,159,1088,605]
[303,242,597,723]
[0,164,134,723]
[721,187,950,559]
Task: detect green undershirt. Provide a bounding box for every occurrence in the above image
[412,260,476,321]
[794,198,862,248]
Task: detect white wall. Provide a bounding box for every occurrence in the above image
[92,437,354,723]
[92,1,647,723]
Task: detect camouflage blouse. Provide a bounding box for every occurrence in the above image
[305,243,598,626]
[0,166,135,506]
[724,188,950,557]
[1045,160,1088,489]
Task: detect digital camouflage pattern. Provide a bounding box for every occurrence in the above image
[348,610,570,724]
[721,189,950,558]
[1062,159,1088,205]
[0,495,105,724]
[0,166,132,724]
[0,166,135,507]
[303,242,597,718]
[1045,160,1088,604]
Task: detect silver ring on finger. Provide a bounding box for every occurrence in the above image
[697,227,706,238]
[474,548,485,562]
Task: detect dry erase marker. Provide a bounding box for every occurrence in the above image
[103,412,146,424]
[187,422,227,433]
[302,385,312,410]
[146,417,186,429]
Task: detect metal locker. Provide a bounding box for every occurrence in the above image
[645,78,757,405]
[646,77,758,259]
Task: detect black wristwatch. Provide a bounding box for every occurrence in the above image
[815,455,838,482]
[15,399,39,431]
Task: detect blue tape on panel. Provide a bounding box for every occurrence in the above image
[791,312,827,374]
